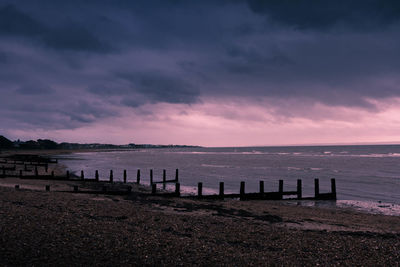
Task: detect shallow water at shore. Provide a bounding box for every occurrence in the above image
[57,145,400,216]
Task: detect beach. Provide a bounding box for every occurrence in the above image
[1,175,399,266]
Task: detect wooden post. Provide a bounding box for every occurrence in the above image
[19,170,23,178]
[137,169,141,184]
[314,178,319,198]
[66,170,70,179]
[73,185,78,192]
[279,180,283,199]
[163,169,166,190]
[109,170,113,183]
[150,169,153,185]
[95,170,99,181]
[81,170,84,181]
[35,166,38,177]
[45,185,50,191]
[331,178,337,199]
[198,182,203,198]
[297,179,302,199]
[240,181,245,200]
[175,182,180,197]
[15,185,19,190]
[123,169,127,183]
[259,180,264,195]
[219,182,224,199]
[175,169,179,181]
[152,183,156,195]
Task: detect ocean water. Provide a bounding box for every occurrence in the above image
[58,145,400,216]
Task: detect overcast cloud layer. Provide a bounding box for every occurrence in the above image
[1,0,400,145]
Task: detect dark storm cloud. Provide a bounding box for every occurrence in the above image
[0,4,110,52]
[246,0,400,30]
[15,83,53,95]
[1,0,400,132]
[117,72,199,105]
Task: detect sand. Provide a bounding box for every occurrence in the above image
[1,175,399,266]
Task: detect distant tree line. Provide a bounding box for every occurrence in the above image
[0,135,200,150]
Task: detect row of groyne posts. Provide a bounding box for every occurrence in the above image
[1,155,337,201]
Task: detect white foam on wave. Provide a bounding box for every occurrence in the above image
[357,153,400,158]
[201,164,232,168]
[337,200,400,216]
[164,151,270,155]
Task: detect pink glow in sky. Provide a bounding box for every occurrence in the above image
[6,97,400,147]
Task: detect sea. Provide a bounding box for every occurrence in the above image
[58,145,400,216]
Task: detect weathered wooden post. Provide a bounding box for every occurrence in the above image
[297,179,302,199]
[150,169,153,185]
[109,170,113,183]
[314,178,320,198]
[45,185,50,191]
[198,182,203,198]
[240,181,245,200]
[331,178,337,199]
[123,169,127,183]
[152,183,157,195]
[175,183,180,197]
[279,180,283,200]
[15,185,19,190]
[95,170,99,181]
[219,182,224,199]
[35,166,38,177]
[73,185,78,192]
[66,170,70,179]
[259,180,264,196]
[175,169,179,181]
[19,170,23,178]
[163,169,166,190]
[81,170,84,181]
[137,169,141,184]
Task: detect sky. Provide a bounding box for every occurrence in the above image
[1,0,400,147]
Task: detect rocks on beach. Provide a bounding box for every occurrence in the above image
[0,179,400,266]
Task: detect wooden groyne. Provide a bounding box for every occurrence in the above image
[149,178,337,201]
[0,155,337,201]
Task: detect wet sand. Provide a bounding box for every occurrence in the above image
[0,176,399,266]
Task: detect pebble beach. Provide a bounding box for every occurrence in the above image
[1,175,399,266]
